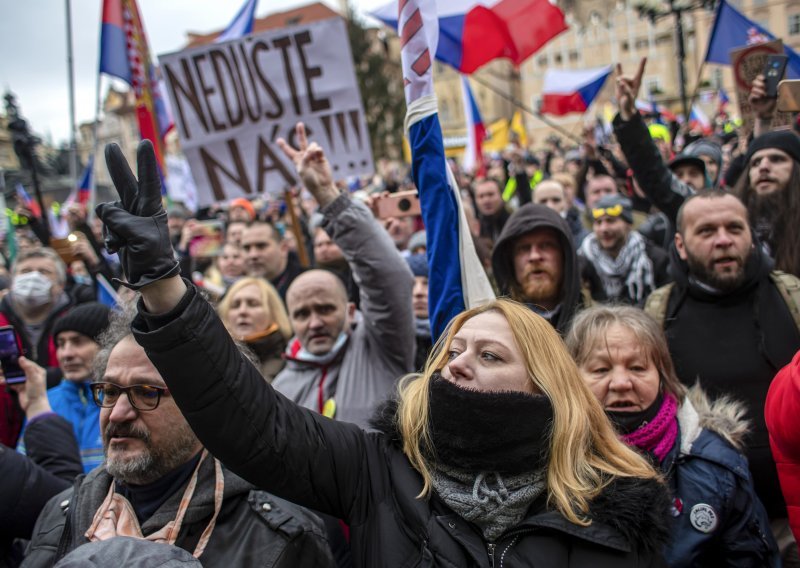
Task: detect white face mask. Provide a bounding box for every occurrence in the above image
[12,271,53,308]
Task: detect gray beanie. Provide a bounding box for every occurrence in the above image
[684,139,722,169]
[591,194,634,224]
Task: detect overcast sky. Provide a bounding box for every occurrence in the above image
[0,0,387,146]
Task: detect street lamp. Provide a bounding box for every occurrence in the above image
[633,0,716,123]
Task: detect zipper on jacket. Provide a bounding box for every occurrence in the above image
[498,535,522,568]
[487,543,496,567]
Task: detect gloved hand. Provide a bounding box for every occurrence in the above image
[96,140,180,290]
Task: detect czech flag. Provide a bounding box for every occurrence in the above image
[540,65,612,116]
[400,0,494,339]
[718,87,730,111]
[15,184,41,218]
[635,99,678,122]
[460,75,486,176]
[373,0,567,74]
[689,106,712,134]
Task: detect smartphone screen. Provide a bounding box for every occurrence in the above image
[0,326,25,384]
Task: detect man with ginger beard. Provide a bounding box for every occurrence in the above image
[643,190,800,540]
[491,203,589,334]
[23,312,334,567]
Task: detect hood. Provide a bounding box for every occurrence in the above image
[369,397,671,554]
[681,384,750,451]
[491,204,583,333]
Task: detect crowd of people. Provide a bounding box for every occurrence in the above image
[1,56,800,567]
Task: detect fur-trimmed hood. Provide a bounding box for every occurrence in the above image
[369,398,671,554]
[679,384,751,452]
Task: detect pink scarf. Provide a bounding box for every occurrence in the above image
[620,394,679,463]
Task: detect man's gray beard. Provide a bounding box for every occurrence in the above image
[104,423,200,486]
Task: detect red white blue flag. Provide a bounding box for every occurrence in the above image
[540,65,612,116]
[400,0,494,339]
[216,0,259,43]
[460,75,486,176]
[375,0,567,74]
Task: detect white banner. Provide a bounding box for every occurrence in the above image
[159,18,373,206]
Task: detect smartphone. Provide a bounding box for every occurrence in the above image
[0,326,25,384]
[777,80,800,113]
[764,55,789,99]
[189,220,224,258]
[376,191,422,219]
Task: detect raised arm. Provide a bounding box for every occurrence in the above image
[612,58,693,224]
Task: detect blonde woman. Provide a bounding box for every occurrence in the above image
[217,277,291,382]
[99,135,671,567]
[567,305,778,567]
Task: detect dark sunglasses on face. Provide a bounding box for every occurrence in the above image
[90,382,171,411]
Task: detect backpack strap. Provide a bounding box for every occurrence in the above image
[769,270,800,335]
[644,282,676,327]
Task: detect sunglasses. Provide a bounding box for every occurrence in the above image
[591,204,625,219]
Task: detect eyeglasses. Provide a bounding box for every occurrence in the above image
[90,382,171,411]
[591,204,624,219]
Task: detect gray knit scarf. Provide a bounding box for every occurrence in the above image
[432,466,546,542]
[579,230,654,302]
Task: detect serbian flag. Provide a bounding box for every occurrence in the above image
[460,75,486,176]
[373,0,567,74]
[99,0,173,168]
[15,184,41,218]
[400,0,494,339]
[216,0,258,43]
[705,0,800,79]
[540,65,611,116]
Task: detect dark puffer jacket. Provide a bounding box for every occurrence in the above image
[491,204,587,334]
[21,457,334,568]
[130,285,671,567]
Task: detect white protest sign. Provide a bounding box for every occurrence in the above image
[159,18,373,206]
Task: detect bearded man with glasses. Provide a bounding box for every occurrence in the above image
[22,308,335,567]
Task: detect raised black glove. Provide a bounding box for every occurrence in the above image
[96,140,180,290]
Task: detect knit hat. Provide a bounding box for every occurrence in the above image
[745,130,800,164]
[52,302,111,343]
[408,230,427,254]
[229,198,256,221]
[648,123,671,145]
[684,139,722,168]
[591,194,633,224]
[406,254,428,278]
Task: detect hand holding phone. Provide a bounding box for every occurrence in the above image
[0,326,25,384]
[764,55,789,99]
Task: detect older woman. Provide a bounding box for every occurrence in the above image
[567,305,779,567]
[98,135,672,567]
[217,277,291,382]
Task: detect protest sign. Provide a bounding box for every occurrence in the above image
[159,18,373,206]
[730,40,794,135]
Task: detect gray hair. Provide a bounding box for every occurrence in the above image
[12,247,67,285]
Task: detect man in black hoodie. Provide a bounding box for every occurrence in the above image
[644,190,800,534]
[491,204,588,334]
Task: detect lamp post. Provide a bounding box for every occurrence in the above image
[634,0,715,122]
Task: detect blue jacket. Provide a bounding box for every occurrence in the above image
[662,386,779,567]
[45,380,102,473]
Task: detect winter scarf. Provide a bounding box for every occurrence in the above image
[427,376,553,541]
[618,394,679,463]
[580,230,654,302]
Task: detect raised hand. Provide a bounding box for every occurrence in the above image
[615,58,647,121]
[277,123,339,208]
[95,140,180,290]
[749,73,777,120]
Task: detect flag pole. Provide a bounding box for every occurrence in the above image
[469,74,583,145]
[65,0,78,189]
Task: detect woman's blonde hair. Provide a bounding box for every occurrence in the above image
[397,299,659,526]
[565,305,686,401]
[217,277,292,340]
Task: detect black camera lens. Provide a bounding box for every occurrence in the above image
[399,198,411,212]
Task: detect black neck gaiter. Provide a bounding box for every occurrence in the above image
[427,375,554,475]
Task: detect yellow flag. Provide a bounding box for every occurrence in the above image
[482,118,509,152]
[510,111,528,148]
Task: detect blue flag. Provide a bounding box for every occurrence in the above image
[704,0,800,79]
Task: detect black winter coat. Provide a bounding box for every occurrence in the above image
[131,285,671,567]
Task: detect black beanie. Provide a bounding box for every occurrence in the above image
[52,302,111,343]
[745,130,800,164]
[591,194,634,225]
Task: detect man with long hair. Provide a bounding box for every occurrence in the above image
[733,130,800,277]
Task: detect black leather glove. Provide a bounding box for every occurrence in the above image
[96,141,180,290]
